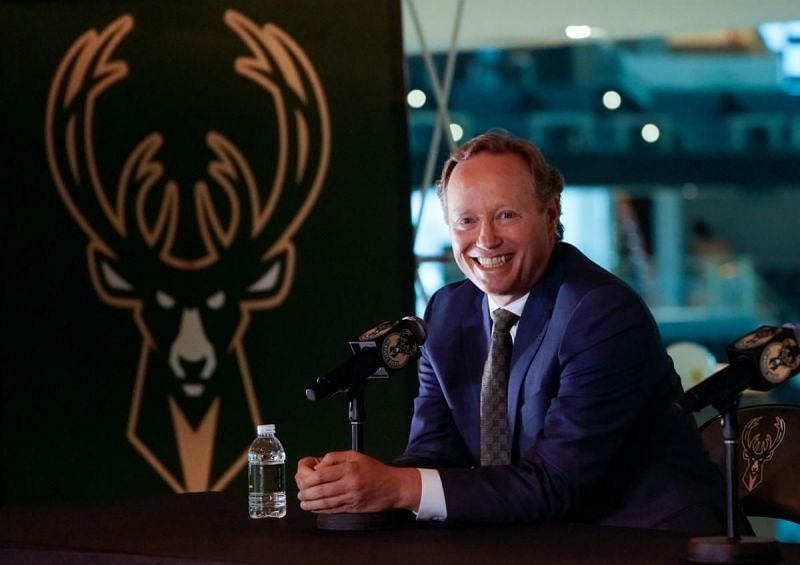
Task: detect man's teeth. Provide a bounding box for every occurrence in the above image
[475,255,510,267]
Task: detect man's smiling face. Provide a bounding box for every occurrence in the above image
[444,151,558,306]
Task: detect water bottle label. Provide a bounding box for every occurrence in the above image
[249,463,286,494]
[266,463,285,492]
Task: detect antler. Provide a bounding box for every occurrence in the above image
[194,132,252,265]
[45,15,176,260]
[215,10,331,261]
[742,416,787,458]
[47,12,329,270]
[766,417,786,454]
[741,417,760,457]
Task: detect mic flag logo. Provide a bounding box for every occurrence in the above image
[760,338,800,384]
[44,11,331,492]
[381,329,419,370]
[741,416,786,493]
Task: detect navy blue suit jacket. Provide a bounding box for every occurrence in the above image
[397,243,726,534]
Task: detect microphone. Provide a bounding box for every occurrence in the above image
[675,325,800,413]
[305,316,427,401]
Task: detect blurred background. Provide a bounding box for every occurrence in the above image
[401,0,799,540]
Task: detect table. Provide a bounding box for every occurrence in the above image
[0,492,798,564]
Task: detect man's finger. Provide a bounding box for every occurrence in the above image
[297,466,352,501]
[297,456,321,468]
[298,459,350,490]
[295,457,324,488]
[299,492,352,513]
[316,450,358,467]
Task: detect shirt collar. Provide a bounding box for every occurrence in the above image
[488,293,529,319]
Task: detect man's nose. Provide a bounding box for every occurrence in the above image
[476,221,501,249]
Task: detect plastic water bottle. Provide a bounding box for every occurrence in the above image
[248,424,287,518]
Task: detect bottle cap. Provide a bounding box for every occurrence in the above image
[257,424,275,435]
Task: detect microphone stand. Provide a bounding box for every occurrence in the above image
[314,378,413,531]
[686,394,781,563]
[349,386,365,453]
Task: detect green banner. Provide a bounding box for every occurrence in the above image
[1,0,412,503]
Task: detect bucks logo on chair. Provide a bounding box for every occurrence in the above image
[44,10,331,492]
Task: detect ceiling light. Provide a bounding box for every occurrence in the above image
[449,123,464,142]
[565,25,592,40]
[602,90,622,110]
[406,89,427,108]
[641,123,660,143]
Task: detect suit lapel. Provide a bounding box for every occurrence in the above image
[507,245,566,442]
[459,291,490,459]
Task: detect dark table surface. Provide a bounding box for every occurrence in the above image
[0,492,798,564]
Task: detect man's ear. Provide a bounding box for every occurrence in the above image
[546,197,560,230]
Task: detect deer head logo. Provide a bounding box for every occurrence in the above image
[45,11,330,492]
[741,416,786,493]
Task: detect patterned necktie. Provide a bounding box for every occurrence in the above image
[480,308,520,466]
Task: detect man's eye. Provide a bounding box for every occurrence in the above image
[499,211,516,220]
[156,290,175,309]
[207,291,226,310]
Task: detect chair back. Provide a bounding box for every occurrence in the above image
[700,404,800,524]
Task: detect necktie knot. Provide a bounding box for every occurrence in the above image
[491,308,519,334]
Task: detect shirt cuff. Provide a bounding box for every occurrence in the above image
[415,468,447,521]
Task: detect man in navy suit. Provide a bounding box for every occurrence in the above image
[296,131,726,534]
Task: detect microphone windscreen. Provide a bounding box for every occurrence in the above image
[401,316,428,344]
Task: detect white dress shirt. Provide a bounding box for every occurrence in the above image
[415,292,529,520]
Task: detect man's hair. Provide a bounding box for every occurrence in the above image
[436,130,565,240]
